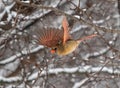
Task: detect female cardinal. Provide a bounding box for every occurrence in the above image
[36,17,97,56]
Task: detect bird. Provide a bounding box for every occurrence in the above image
[36,16,97,56]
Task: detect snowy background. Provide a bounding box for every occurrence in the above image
[0,0,120,88]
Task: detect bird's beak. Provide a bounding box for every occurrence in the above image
[50,49,56,54]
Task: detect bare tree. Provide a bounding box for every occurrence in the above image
[0,0,120,88]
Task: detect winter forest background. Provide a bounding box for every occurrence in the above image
[0,0,120,88]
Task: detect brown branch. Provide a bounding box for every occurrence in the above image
[15,0,120,34]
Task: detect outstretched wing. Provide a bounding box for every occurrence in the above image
[62,16,71,44]
[36,28,63,47]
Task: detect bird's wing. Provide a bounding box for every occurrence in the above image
[62,16,71,45]
[36,28,63,47]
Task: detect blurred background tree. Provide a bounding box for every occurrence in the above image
[0,0,120,88]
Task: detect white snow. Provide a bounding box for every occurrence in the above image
[0,76,22,82]
[0,46,44,64]
[0,59,20,76]
[70,24,88,33]
[0,65,120,83]
[28,65,120,81]
[73,78,89,88]
[93,20,104,24]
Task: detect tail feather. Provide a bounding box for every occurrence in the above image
[77,34,98,43]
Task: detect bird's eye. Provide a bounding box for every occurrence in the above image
[54,48,57,50]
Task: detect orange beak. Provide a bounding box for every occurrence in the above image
[50,49,56,54]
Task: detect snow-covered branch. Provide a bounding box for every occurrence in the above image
[0,76,22,82]
[28,65,120,81]
[1,65,120,83]
[0,45,44,65]
[72,78,89,88]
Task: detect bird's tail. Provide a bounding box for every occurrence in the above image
[77,34,98,43]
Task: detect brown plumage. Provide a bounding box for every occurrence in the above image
[37,28,63,47]
[36,16,97,56]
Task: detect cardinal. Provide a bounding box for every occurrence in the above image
[36,16,97,56]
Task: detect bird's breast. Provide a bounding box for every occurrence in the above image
[57,40,79,55]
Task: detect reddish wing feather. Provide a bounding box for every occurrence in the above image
[62,16,71,44]
[37,28,63,47]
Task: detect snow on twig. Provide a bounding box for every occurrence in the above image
[0,76,22,82]
[0,65,120,82]
[28,65,120,81]
[72,78,89,88]
[0,46,44,64]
